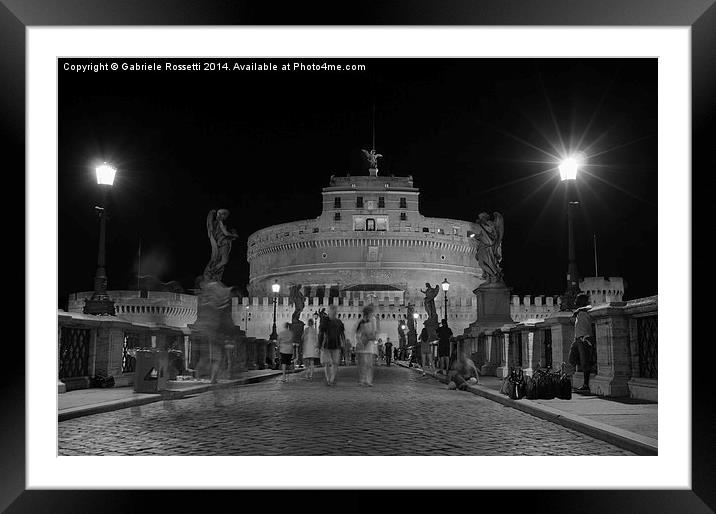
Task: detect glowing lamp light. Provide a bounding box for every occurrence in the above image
[558,155,582,181]
[271,280,280,294]
[413,313,419,319]
[441,278,450,292]
[95,162,117,185]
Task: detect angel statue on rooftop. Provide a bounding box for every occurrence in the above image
[361,148,383,170]
[473,211,505,285]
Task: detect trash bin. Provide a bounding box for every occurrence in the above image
[134,349,169,393]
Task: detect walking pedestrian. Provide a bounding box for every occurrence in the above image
[277,322,294,383]
[384,337,393,367]
[301,318,319,380]
[355,305,377,386]
[377,338,384,366]
[569,293,596,392]
[436,319,453,375]
[419,327,435,376]
[319,304,345,386]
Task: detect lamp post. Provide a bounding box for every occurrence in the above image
[270,280,280,341]
[244,305,250,336]
[83,162,117,316]
[441,278,450,321]
[558,156,582,310]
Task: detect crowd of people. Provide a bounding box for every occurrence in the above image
[270,306,482,389]
[257,291,597,397]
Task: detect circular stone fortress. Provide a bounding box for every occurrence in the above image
[246,164,484,341]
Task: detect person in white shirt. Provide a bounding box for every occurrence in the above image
[277,323,294,383]
[569,293,596,392]
[301,318,319,380]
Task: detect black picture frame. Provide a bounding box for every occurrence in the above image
[4,1,711,512]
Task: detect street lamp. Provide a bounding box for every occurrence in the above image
[441,278,450,321]
[83,162,117,316]
[270,280,280,341]
[244,305,250,335]
[559,155,583,310]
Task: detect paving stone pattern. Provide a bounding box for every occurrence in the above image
[58,365,634,456]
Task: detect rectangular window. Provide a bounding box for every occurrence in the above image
[334,212,341,221]
[400,212,407,221]
[437,228,445,234]
[378,197,385,208]
[376,218,388,231]
[356,196,364,208]
[312,227,319,233]
[353,217,365,230]
[453,227,459,235]
[467,230,475,238]
[422,227,430,232]
[334,197,341,208]
[400,197,407,208]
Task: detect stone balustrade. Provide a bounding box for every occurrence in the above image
[461,296,657,400]
[57,310,269,392]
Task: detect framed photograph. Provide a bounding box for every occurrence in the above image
[5,0,711,511]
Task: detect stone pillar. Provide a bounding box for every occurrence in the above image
[543,312,575,371]
[589,303,631,397]
[183,335,190,372]
[495,325,515,378]
[521,326,542,376]
[57,325,66,394]
[480,330,499,376]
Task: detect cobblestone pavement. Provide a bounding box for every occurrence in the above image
[58,365,634,456]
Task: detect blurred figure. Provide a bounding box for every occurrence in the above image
[355,305,377,386]
[301,318,319,380]
[384,337,393,367]
[419,327,435,376]
[377,338,384,366]
[437,319,453,375]
[447,344,480,391]
[569,293,596,392]
[319,304,344,386]
[278,322,294,383]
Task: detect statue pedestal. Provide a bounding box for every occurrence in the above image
[424,315,439,342]
[468,282,513,333]
[188,281,245,379]
[463,282,514,375]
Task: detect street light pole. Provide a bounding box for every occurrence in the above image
[270,280,280,341]
[559,156,582,310]
[441,278,450,322]
[84,163,117,316]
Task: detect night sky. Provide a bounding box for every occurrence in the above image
[58,57,657,309]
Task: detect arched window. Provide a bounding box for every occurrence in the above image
[366,218,376,231]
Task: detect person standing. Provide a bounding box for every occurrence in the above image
[384,337,393,367]
[301,318,319,380]
[569,293,596,392]
[277,322,294,383]
[319,304,345,386]
[419,326,435,376]
[355,305,377,386]
[436,319,453,375]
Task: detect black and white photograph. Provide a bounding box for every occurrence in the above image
[56,57,659,458]
[3,3,710,509]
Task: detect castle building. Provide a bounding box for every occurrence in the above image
[245,168,485,343]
